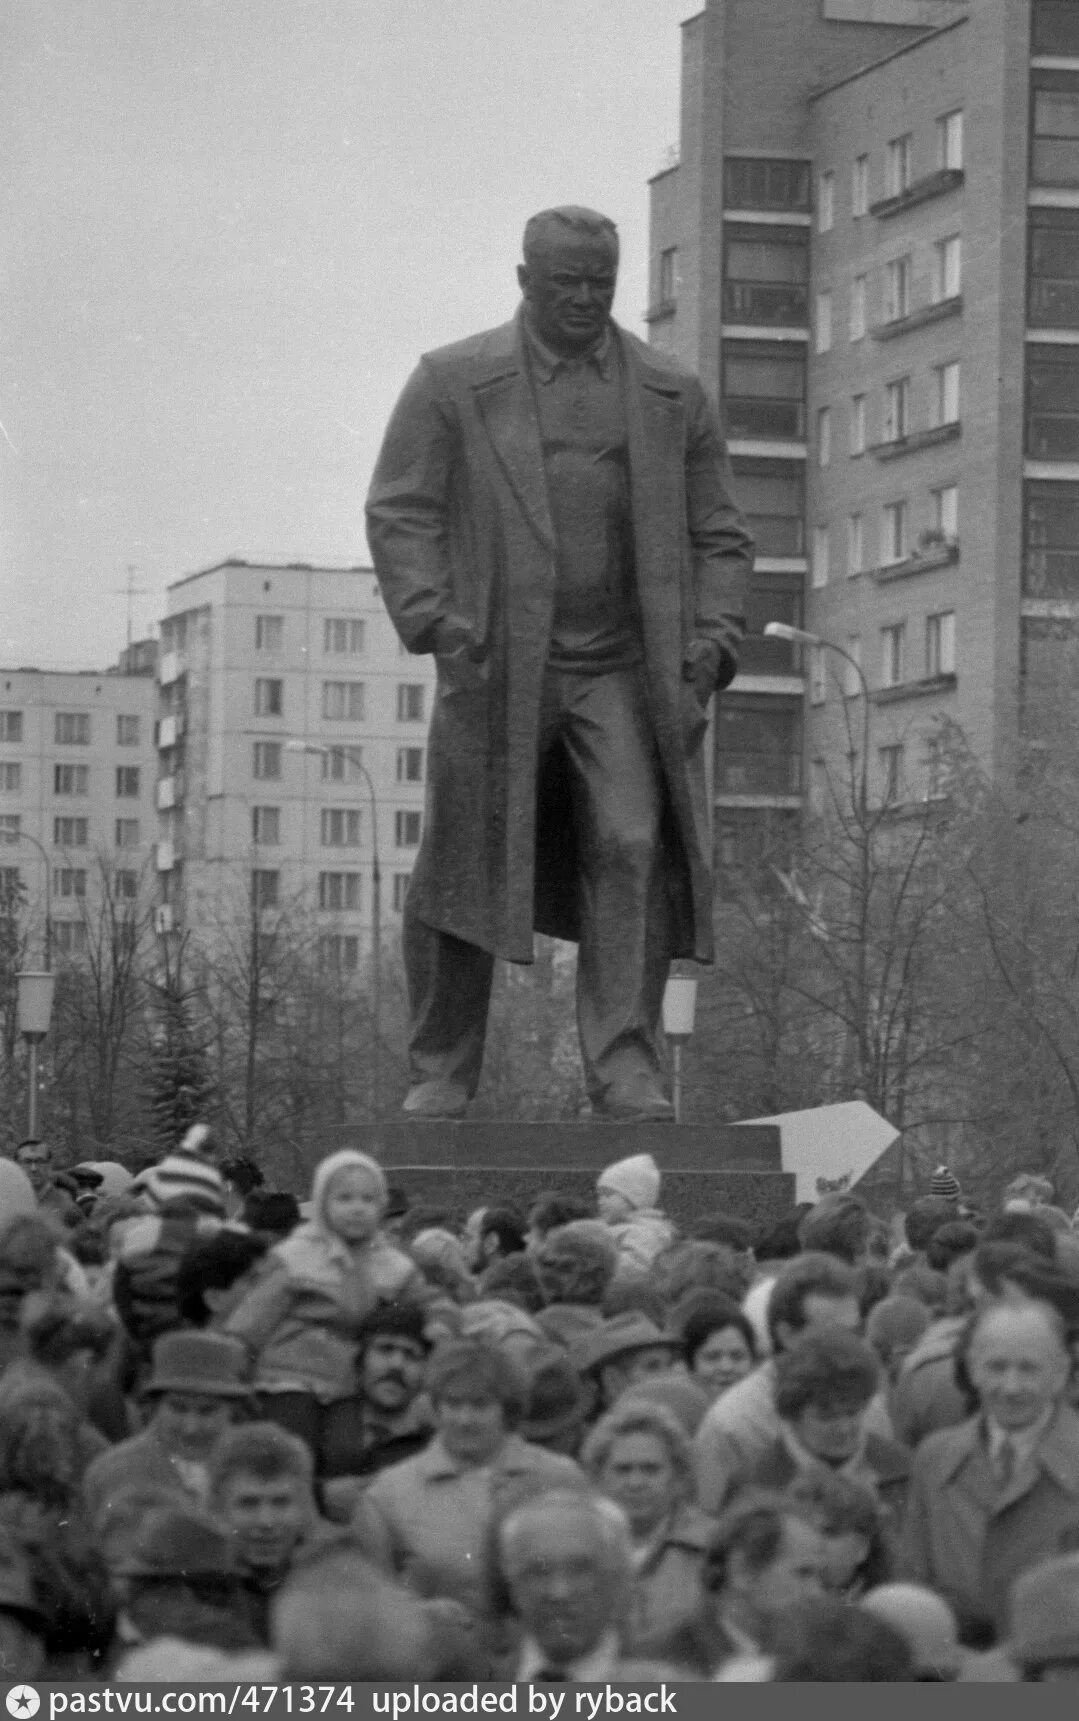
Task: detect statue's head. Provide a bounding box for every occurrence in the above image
[517,206,619,358]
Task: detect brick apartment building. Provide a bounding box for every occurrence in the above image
[155,561,434,972]
[648,0,1079,872]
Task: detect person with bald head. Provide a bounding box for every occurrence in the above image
[367,205,752,1123]
[495,1488,637,1679]
[901,1299,1079,1641]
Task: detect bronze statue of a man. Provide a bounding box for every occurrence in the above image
[366,206,753,1121]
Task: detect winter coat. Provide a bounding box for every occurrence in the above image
[891,1316,969,1448]
[901,1404,1079,1637]
[607,1208,677,1278]
[624,1503,714,1651]
[747,1425,911,1535]
[82,1423,205,1524]
[365,309,752,964]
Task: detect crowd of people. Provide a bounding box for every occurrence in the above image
[3,1128,1079,1681]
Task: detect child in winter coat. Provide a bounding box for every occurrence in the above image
[224,1150,432,1459]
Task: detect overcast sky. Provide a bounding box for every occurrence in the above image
[0,0,690,669]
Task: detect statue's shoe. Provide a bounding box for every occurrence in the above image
[594,1083,674,1123]
[402,1080,469,1120]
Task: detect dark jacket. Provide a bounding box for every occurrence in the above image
[366,310,752,963]
[748,1427,912,1532]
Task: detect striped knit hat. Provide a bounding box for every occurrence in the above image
[929,1165,961,1201]
[132,1125,227,1217]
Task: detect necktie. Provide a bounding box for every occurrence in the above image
[995,1435,1016,1488]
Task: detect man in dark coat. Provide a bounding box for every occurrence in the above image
[366,205,753,1121]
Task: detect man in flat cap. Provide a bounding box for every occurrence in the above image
[367,206,753,1121]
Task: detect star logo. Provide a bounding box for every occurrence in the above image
[6,1689,40,1718]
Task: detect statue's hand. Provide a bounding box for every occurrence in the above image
[434,616,483,662]
[683,637,738,704]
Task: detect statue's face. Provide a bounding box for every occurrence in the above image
[518,232,618,356]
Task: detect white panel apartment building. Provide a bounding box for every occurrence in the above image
[155,561,435,970]
[0,659,159,962]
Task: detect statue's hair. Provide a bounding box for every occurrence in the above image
[522,207,619,263]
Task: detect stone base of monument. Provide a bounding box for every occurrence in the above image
[331,1122,793,1231]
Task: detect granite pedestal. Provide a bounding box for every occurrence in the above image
[326,1121,793,1231]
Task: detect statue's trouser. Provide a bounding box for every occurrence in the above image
[404,665,671,1104]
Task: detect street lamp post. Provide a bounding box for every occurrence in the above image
[764,621,872,1098]
[16,970,56,1140]
[286,740,382,1116]
[662,974,698,1124]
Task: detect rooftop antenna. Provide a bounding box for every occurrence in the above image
[112,565,148,651]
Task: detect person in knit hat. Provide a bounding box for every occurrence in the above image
[130,1123,228,1220]
[928,1166,961,1207]
[596,1153,676,1278]
[223,1149,435,1465]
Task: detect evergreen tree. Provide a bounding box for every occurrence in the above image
[146,975,216,1154]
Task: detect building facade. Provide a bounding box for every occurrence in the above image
[155,561,434,973]
[0,658,158,962]
[649,0,1075,867]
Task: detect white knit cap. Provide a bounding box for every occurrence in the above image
[597,1152,661,1211]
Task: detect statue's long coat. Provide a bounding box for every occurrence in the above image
[365,312,753,966]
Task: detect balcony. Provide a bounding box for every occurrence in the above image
[156,775,184,811]
[869,167,964,220]
[873,672,958,706]
[873,296,963,341]
[157,713,184,750]
[158,652,182,687]
[872,538,960,584]
[870,421,962,461]
[722,282,809,328]
[156,840,175,872]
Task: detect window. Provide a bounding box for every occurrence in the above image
[254,679,283,717]
[323,618,366,655]
[251,806,280,846]
[847,514,865,578]
[932,236,962,303]
[1024,480,1079,596]
[397,684,426,723]
[54,867,86,899]
[934,361,960,427]
[730,459,805,555]
[318,934,359,972]
[884,377,911,443]
[117,714,139,746]
[54,764,89,796]
[253,741,282,780]
[659,246,677,303]
[1034,1,1079,55]
[395,810,422,847]
[251,869,279,909]
[938,110,964,171]
[0,763,20,793]
[884,256,911,323]
[321,808,362,847]
[0,713,22,743]
[844,637,863,697]
[113,869,139,900]
[810,644,827,705]
[849,275,867,341]
[882,501,908,565]
[721,343,806,439]
[393,873,411,912]
[933,484,959,540]
[321,746,362,781]
[925,736,947,801]
[55,712,90,745]
[812,526,830,589]
[817,408,831,467]
[879,743,905,804]
[322,681,366,721]
[926,611,956,678]
[723,157,810,211]
[852,155,870,218]
[1027,346,1079,457]
[850,394,867,456]
[881,622,907,687]
[255,615,284,651]
[319,871,361,911]
[815,290,833,354]
[722,225,809,326]
[1029,208,1079,328]
[0,867,21,900]
[53,921,87,958]
[715,697,802,795]
[1032,80,1079,187]
[740,579,803,674]
[818,170,835,233]
[54,817,89,847]
[116,766,140,798]
[886,135,912,199]
[0,814,20,843]
[114,818,139,848]
[397,747,424,782]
